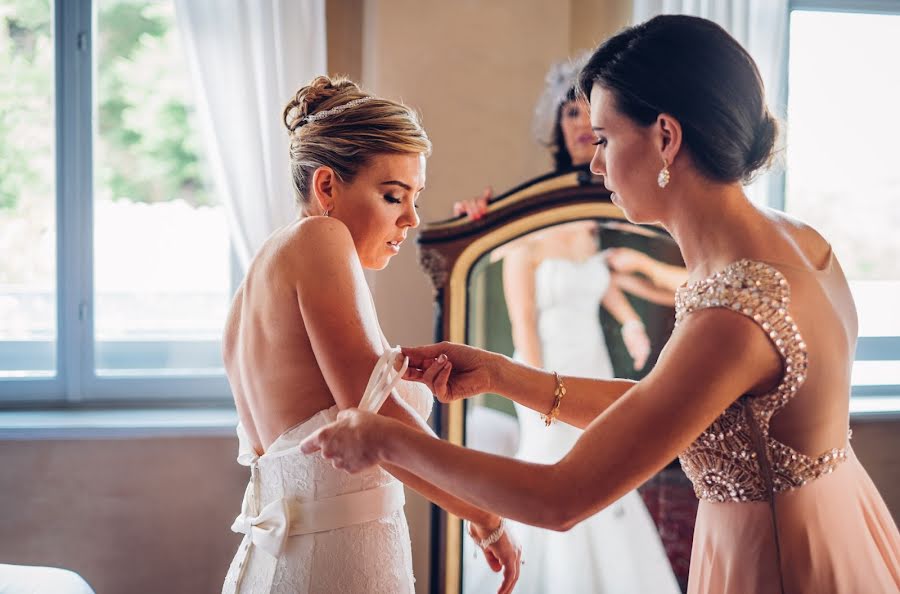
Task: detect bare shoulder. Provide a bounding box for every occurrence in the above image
[760,206,832,265]
[278,217,359,276]
[491,232,540,264]
[289,216,355,252]
[505,238,540,265]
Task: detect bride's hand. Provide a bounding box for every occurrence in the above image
[470,521,522,594]
[401,342,496,403]
[300,408,388,473]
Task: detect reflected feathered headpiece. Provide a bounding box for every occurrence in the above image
[532,50,592,147]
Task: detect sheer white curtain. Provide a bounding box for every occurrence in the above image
[174,0,327,272]
[632,0,790,205]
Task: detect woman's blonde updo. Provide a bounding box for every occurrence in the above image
[282,75,431,211]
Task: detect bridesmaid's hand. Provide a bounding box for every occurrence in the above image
[622,320,651,371]
[602,246,651,275]
[300,408,388,473]
[470,521,522,594]
[401,342,497,403]
[452,186,492,220]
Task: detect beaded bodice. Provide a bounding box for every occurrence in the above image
[675,260,849,503]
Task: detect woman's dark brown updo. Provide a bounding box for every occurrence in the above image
[578,15,778,184]
[282,75,431,210]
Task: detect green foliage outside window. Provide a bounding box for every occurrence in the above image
[0,0,212,213]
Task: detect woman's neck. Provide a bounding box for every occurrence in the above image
[659,173,760,282]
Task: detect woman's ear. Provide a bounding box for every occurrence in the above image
[311,166,337,214]
[656,113,683,165]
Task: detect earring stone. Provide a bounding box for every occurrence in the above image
[657,165,670,188]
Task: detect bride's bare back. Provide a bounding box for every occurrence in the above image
[223,219,337,455]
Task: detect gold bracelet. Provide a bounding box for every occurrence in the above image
[539,371,566,427]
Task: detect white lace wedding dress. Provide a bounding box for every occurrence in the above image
[465,253,681,594]
[222,351,431,593]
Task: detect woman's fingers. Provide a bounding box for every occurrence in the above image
[300,427,326,454]
[499,554,518,594]
[401,344,444,367]
[421,356,447,389]
[402,366,425,382]
[434,361,452,397]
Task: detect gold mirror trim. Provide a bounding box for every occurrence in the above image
[441,201,626,594]
[423,171,583,233]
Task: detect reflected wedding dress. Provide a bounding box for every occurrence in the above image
[222,350,431,594]
[466,253,681,593]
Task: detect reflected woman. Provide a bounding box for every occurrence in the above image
[304,16,900,594]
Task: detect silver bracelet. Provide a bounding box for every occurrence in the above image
[470,518,506,550]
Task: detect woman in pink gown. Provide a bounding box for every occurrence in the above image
[303,15,900,593]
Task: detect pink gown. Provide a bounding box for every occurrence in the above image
[675,257,900,593]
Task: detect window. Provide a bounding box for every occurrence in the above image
[0,0,56,381]
[0,0,231,404]
[785,1,900,396]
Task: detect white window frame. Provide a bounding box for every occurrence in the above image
[785,0,900,398]
[0,0,231,406]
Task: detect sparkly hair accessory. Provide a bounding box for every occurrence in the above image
[302,96,375,124]
[532,51,592,146]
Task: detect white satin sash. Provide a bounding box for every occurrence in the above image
[230,480,405,557]
[226,348,409,592]
[359,346,408,413]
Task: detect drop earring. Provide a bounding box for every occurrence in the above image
[657,159,670,188]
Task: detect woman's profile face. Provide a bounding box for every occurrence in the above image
[559,98,595,166]
[588,84,660,224]
[333,152,425,270]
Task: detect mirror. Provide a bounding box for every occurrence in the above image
[462,219,683,593]
[417,169,696,594]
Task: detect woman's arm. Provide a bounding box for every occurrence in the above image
[610,271,676,307]
[600,280,651,371]
[292,217,508,531]
[645,259,689,292]
[306,307,781,531]
[501,244,542,367]
[402,343,635,429]
[604,247,688,292]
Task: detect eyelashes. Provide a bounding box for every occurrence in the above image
[592,138,607,147]
[384,194,420,209]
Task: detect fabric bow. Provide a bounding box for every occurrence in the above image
[230,497,291,557]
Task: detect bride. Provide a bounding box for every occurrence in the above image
[220,75,520,594]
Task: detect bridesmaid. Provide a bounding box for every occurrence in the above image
[303,15,900,594]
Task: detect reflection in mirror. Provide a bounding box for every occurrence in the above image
[462,218,686,594]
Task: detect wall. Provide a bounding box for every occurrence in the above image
[0,435,246,594]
